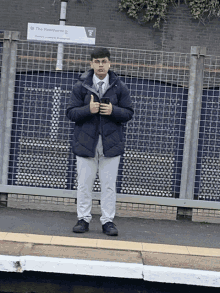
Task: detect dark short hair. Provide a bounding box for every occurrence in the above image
[90,47,110,61]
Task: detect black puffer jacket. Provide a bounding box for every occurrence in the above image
[66,69,134,157]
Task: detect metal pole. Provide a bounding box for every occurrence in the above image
[0,32,11,184]
[0,31,20,185]
[56,0,68,70]
[179,46,206,200]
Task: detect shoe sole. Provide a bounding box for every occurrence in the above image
[73,228,89,233]
[103,230,118,236]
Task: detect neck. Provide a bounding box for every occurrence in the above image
[95,73,107,80]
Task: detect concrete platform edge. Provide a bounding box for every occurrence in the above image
[0,254,220,288]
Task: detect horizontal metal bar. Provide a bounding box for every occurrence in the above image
[3,31,20,42]
[1,185,220,210]
[190,46,206,57]
[16,39,190,56]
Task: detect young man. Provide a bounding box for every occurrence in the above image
[66,47,134,236]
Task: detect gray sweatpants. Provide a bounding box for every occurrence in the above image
[76,135,121,225]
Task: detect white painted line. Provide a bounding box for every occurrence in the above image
[143,265,220,288]
[0,255,22,272]
[0,255,142,279]
[1,254,220,287]
[23,256,143,279]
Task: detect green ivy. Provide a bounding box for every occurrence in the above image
[188,0,220,20]
[118,0,220,28]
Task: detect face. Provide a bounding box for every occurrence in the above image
[90,57,110,80]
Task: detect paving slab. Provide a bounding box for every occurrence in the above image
[142,251,220,271]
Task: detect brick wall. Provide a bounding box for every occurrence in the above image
[162,4,220,56]
[1,1,220,55]
[0,0,161,51]
[0,0,60,36]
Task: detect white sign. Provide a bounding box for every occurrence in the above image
[27,23,96,45]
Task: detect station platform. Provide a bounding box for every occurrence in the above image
[0,207,220,288]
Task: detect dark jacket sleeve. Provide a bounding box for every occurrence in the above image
[66,81,93,123]
[110,81,134,123]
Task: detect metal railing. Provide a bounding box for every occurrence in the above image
[0,31,220,211]
[194,54,220,202]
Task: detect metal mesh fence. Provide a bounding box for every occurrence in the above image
[194,55,220,202]
[8,41,190,198]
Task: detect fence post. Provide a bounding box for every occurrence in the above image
[179,46,206,203]
[0,31,20,185]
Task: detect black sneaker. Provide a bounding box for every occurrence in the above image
[102,222,118,236]
[73,219,89,233]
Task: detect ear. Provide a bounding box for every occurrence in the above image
[90,61,93,68]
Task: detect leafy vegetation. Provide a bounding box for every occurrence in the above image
[118,0,220,28]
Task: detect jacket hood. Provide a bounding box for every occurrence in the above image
[78,69,119,87]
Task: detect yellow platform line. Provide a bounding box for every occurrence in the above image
[0,232,220,257]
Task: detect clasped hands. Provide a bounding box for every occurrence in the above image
[90,95,112,115]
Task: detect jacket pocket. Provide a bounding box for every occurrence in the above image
[107,94,118,105]
[74,125,81,141]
